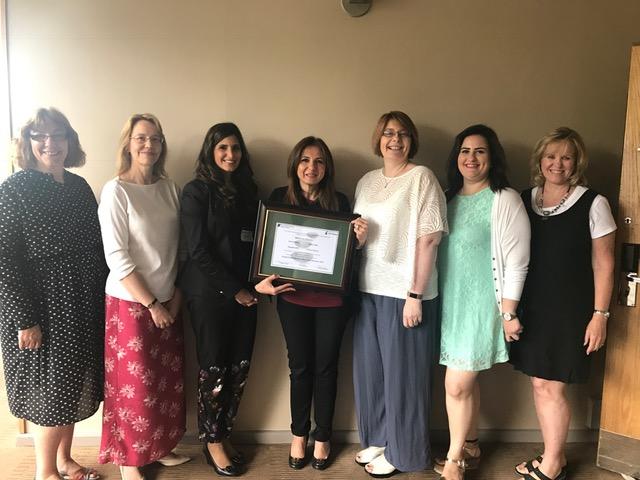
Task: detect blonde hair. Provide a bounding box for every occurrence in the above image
[116,113,167,177]
[530,127,588,187]
[14,107,86,169]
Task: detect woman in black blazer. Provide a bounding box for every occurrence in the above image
[180,123,272,477]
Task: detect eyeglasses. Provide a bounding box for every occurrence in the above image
[29,132,67,143]
[382,129,410,139]
[130,135,164,145]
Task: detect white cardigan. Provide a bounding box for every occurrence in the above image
[490,188,530,308]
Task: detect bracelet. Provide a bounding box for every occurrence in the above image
[593,309,610,319]
[146,298,158,309]
[407,291,423,300]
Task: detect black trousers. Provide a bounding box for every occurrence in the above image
[276,298,349,442]
[186,294,257,442]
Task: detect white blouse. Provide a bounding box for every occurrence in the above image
[354,165,448,300]
[529,186,616,239]
[98,177,180,302]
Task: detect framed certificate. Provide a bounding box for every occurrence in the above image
[249,201,360,293]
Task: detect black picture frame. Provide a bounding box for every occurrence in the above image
[249,201,359,293]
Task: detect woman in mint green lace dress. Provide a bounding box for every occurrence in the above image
[436,125,530,480]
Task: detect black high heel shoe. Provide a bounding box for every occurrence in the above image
[288,436,308,469]
[312,441,331,470]
[230,450,246,466]
[203,445,242,477]
[311,455,330,470]
[222,440,246,466]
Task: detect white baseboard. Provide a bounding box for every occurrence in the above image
[15,428,597,447]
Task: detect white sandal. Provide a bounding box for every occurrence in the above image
[365,454,398,478]
[355,446,386,465]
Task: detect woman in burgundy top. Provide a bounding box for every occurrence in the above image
[256,136,367,470]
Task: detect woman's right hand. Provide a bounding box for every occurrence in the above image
[254,274,296,296]
[235,288,259,307]
[149,303,175,329]
[18,325,43,350]
[351,217,369,249]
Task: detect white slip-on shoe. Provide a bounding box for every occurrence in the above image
[365,454,399,478]
[355,446,386,466]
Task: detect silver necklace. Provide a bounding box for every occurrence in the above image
[382,162,409,188]
[536,185,571,220]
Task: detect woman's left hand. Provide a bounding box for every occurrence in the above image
[503,318,523,342]
[254,274,295,296]
[18,325,43,350]
[403,297,422,328]
[351,218,369,249]
[584,313,607,354]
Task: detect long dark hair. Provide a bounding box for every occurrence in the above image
[445,124,510,201]
[285,136,339,211]
[194,122,257,205]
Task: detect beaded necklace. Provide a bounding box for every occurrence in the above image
[536,185,572,220]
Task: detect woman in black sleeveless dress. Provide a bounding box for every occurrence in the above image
[510,127,616,480]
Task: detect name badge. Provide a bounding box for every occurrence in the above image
[240,229,254,242]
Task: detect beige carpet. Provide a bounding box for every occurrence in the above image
[0,441,622,479]
[0,366,622,479]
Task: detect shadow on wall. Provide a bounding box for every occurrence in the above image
[246,138,291,199]
[417,123,452,184]
[502,141,535,192]
[331,147,373,201]
[587,149,622,213]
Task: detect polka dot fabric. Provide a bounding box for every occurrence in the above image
[0,169,107,426]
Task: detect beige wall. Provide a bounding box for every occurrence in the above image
[6,0,639,442]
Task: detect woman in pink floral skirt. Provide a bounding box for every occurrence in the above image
[97,114,188,480]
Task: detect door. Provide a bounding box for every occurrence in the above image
[597,44,640,478]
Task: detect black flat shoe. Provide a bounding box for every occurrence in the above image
[203,445,242,477]
[311,456,330,470]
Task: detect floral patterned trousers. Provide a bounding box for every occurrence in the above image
[186,294,257,443]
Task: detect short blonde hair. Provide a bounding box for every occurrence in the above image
[531,127,588,187]
[116,113,167,177]
[14,107,86,169]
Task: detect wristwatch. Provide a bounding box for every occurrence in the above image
[501,312,518,321]
[593,309,610,319]
[407,291,423,300]
[146,298,158,309]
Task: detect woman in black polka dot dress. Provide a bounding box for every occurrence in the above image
[0,108,107,480]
